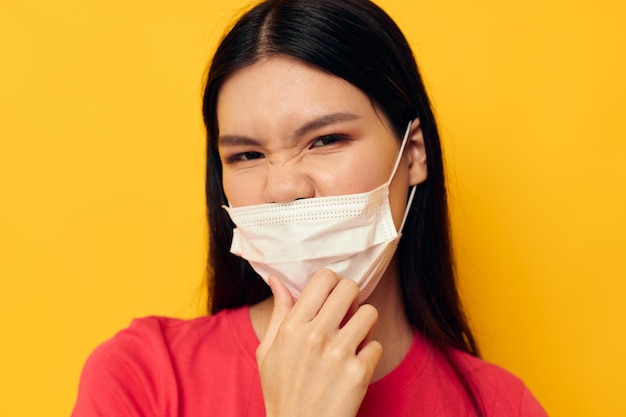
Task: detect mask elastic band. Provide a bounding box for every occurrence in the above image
[399,185,417,232]
[393,121,417,232]
[388,121,413,183]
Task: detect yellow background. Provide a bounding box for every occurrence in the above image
[1,0,624,415]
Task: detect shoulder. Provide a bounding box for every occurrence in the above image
[360,332,547,417]
[84,307,250,369]
[72,307,257,416]
[450,350,548,417]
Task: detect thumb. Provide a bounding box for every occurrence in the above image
[256,275,294,362]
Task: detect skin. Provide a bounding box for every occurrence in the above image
[216,55,428,417]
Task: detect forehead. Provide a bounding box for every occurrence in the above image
[216,56,376,134]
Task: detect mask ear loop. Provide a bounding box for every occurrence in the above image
[400,185,417,232]
[388,121,417,233]
[388,121,412,182]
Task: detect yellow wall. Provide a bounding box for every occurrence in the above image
[1,0,624,416]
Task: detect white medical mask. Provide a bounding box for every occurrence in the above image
[222,122,416,302]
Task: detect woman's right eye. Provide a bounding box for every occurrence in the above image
[226,151,264,164]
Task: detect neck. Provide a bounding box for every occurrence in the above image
[364,259,414,381]
[249,259,413,382]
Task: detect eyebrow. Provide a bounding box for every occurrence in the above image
[294,112,360,137]
[218,112,360,147]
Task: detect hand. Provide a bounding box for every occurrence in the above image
[256,269,383,417]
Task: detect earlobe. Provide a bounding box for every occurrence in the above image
[407,118,428,186]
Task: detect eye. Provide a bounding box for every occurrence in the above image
[311,134,349,148]
[226,151,264,164]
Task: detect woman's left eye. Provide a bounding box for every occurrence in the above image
[311,134,349,148]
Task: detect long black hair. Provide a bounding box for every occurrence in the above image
[202,0,483,414]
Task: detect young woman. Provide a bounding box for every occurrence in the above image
[73,1,547,416]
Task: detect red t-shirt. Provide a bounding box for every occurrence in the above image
[72,307,547,416]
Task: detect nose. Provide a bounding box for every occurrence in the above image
[262,162,314,204]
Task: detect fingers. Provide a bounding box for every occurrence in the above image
[346,305,382,383]
[257,270,382,417]
[340,303,379,352]
[257,275,294,361]
[356,339,383,379]
[340,294,360,329]
[259,270,379,366]
[269,274,295,319]
[289,269,372,335]
[290,268,341,322]
[315,278,360,330]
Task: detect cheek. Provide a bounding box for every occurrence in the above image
[221,173,248,206]
[221,178,234,205]
[330,149,392,194]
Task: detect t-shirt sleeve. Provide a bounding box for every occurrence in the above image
[474,364,548,417]
[455,351,549,417]
[516,385,549,417]
[71,318,179,417]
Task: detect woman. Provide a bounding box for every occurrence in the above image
[73,1,547,416]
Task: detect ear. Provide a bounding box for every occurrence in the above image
[406,118,427,186]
